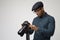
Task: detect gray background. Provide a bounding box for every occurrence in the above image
[0,0,60,40]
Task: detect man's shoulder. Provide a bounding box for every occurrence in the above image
[47,14,55,22]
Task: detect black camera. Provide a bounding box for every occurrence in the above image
[18,21,30,36]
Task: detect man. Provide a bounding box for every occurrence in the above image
[28,1,55,40]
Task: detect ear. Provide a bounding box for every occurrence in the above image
[42,7,44,10]
[42,7,45,12]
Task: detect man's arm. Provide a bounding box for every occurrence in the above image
[29,17,55,37]
[37,17,55,37]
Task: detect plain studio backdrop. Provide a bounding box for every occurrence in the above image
[0,0,60,40]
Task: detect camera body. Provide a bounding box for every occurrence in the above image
[18,21,30,36]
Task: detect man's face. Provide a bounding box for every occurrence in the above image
[34,7,44,17]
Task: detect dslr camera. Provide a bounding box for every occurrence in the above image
[18,21,30,36]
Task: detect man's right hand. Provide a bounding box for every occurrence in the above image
[29,24,38,31]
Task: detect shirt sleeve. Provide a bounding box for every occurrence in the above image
[28,28,34,34]
[38,17,55,37]
[28,19,35,35]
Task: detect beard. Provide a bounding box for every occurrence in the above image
[38,12,45,18]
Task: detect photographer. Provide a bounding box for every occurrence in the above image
[28,1,55,40]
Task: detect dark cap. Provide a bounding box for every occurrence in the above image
[32,1,44,11]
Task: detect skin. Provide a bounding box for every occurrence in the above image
[35,7,44,17]
[29,7,45,31]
